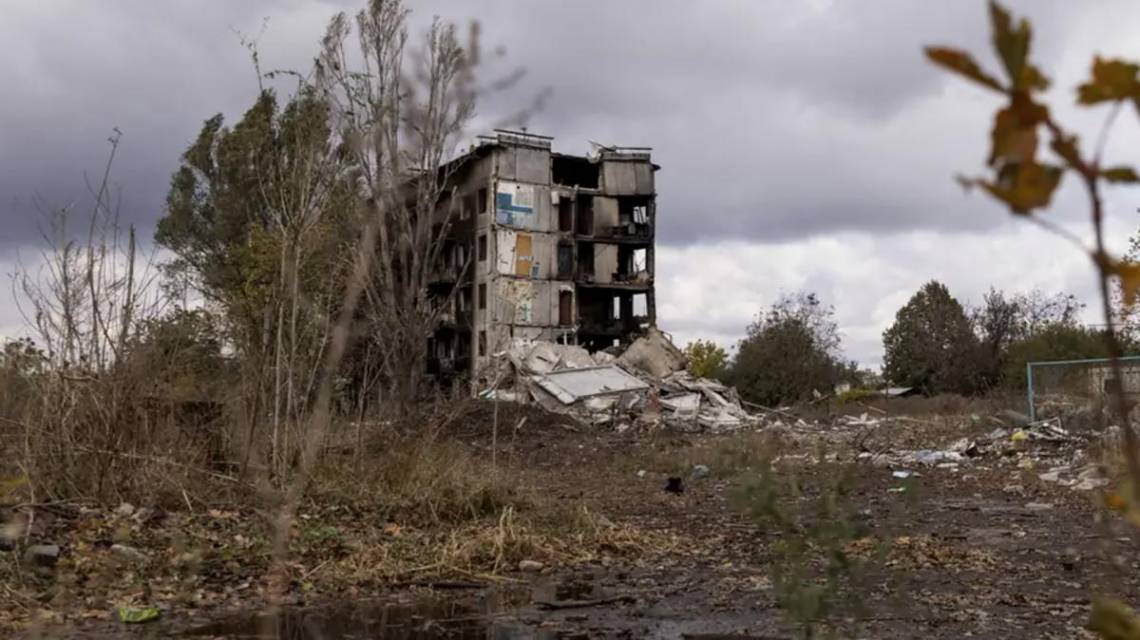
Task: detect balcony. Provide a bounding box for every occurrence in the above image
[433,308,473,331]
[429,263,461,285]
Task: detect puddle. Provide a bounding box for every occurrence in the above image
[184,589,561,639]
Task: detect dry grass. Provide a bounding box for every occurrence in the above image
[643,430,781,479]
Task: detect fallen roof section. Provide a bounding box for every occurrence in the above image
[531,365,649,404]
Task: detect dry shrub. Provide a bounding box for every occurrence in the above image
[14,372,242,509]
[311,430,520,525]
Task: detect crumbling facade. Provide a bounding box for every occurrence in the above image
[426,130,659,382]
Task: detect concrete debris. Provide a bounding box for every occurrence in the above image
[616,327,686,379]
[518,560,545,572]
[904,450,965,466]
[531,366,648,405]
[487,333,763,432]
[111,543,149,563]
[24,544,60,568]
[691,464,710,479]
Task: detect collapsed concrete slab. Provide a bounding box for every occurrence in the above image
[486,333,760,432]
[616,327,686,379]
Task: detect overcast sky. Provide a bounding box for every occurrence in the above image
[4,0,1140,366]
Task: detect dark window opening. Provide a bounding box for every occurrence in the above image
[461,193,476,220]
[558,196,573,232]
[559,291,573,326]
[616,196,652,236]
[478,330,487,356]
[577,243,595,278]
[477,234,487,261]
[552,155,600,189]
[477,188,488,214]
[459,287,471,311]
[576,195,594,236]
[557,244,573,279]
[478,283,487,310]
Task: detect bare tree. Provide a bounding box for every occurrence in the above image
[315,0,484,404]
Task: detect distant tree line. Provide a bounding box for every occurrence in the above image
[687,281,1136,406]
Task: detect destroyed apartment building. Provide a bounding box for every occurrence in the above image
[422,130,760,431]
[426,130,658,382]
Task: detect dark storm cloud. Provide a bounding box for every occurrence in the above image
[0,0,1112,258]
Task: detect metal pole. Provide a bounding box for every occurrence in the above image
[1026,361,1035,422]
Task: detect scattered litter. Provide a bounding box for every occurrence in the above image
[636,469,646,478]
[691,464,710,479]
[117,606,160,624]
[1073,477,1109,491]
[892,470,913,479]
[1025,502,1054,511]
[904,450,964,466]
[110,544,148,563]
[1011,430,1029,443]
[887,487,907,493]
[518,560,545,572]
[23,544,60,568]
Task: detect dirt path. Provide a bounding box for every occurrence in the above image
[7,414,1140,638]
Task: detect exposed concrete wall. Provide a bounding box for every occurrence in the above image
[496,146,550,184]
[495,181,553,231]
[594,196,620,234]
[593,243,620,284]
[493,228,562,280]
[602,160,654,195]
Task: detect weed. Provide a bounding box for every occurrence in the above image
[733,455,888,639]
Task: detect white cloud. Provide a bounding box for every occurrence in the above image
[657,219,1123,368]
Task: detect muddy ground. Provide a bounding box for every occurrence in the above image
[4,405,1139,639]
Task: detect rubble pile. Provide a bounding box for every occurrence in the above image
[836,410,1115,494]
[485,329,762,432]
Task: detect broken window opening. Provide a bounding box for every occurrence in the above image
[558,196,573,232]
[632,248,647,272]
[616,196,652,237]
[577,242,595,279]
[477,234,487,261]
[557,244,573,279]
[478,283,487,310]
[459,287,472,312]
[558,291,573,326]
[478,330,487,357]
[612,295,621,320]
[552,154,600,189]
[461,193,476,220]
[477,187,488,215]
[576,195,594,236]
[633,293,647,317]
